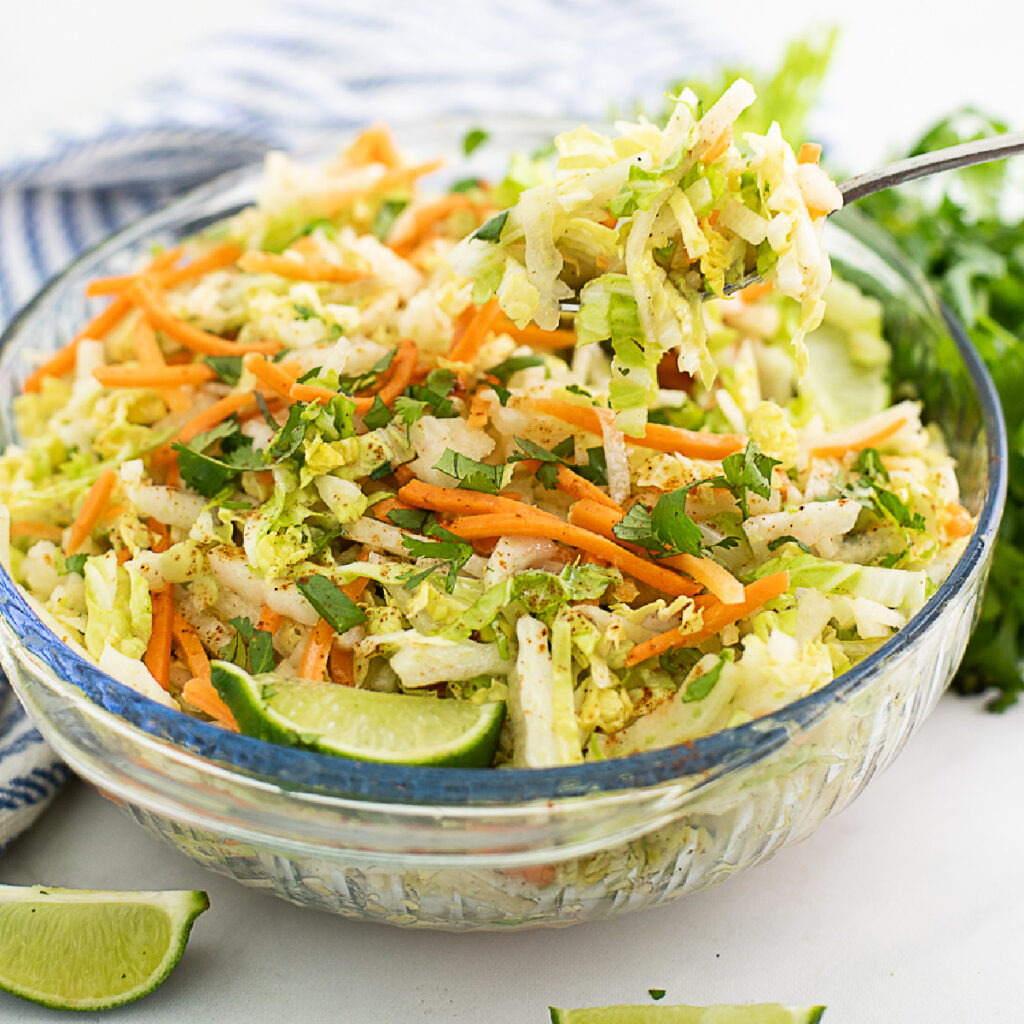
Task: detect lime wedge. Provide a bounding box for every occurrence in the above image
[0,885,208,1011]
[211,661,506,767]
[548,1007,826,1024]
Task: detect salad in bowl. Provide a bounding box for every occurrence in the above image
[0,83,975,773]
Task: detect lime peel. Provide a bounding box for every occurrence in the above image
[0,885,209,1011]
[548,1006,827,1024]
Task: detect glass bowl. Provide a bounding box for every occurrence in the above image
[0,119,1007,930]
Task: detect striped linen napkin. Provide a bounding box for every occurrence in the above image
[0,0,712,847]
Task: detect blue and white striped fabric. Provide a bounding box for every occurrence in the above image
[0,0,714,846]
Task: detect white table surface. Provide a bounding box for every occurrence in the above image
[2,3,1024,1021]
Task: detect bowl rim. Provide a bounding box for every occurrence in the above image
[0,147,1008,807]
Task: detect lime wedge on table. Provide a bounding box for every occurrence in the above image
[0,885,208,1011]
[549,1007,826,1024]
[211,661,505,767]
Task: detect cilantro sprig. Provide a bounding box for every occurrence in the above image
[400,523,474,593]
[707,441,780,520]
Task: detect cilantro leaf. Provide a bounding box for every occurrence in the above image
[218,616,276,675]
[708,441,780,520]
[433,448,511,494]
[462,127,489,156]
[612,503,664,553]
[371,198,408,241]
[681,656,726,703]
[484,354,546,385]
[296,575,367,634]
[204,355,243,386]
[62,553,88,576]
[387,508,431,531]
[767,535,812,554]
[473,211,508,243]
[362,394,393,430]
[401,524,474,593]
[172,442,240,497]
[613,488,703,557]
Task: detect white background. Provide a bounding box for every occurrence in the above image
[2,2,1024,1021]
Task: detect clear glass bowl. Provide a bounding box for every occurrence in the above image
[0,120,1007,930]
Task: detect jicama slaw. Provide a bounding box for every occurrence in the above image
[0,87,973,767]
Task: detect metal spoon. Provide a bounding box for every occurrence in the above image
[560,129,1024,310]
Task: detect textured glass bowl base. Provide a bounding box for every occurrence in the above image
[5,554,983,929]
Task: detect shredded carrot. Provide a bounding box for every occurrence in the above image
[171,611,211,681]
[807,414,907,460]
[466,388,493,428]
[493,315,577,349]
[147,517,170,553]
[130,278,281,357]
[93,364,217,388]
[238,250,369,284]
[298,617,335,681]
[85,246,185,296]
[23,293,134,393]
[175,391,255,446]
[244,354,303,400]
[371,496,416,522]
[9,521,64,542]
[624,571,790,667]
[527,397,745,460]
[517,460,622,511]
[737,280,776,304]
[64,468,118,555]
[398,479,551,520]
[256,603,283,635]
[388,194,479,256]
[346,122,402,168]
[132,314,191,413]
[158,242,242,288]
[320,158,445,216]
[943,501,974,539]
[569,498,742,602]
[447,512,699,596]
[449,297,501,363]
[183,677,239,731]
[702,125,734,165]
[342,576,369,602]
[328,644,355,686]
[290,338,419,411]
[145,585,174,691]
[798,142,822,165]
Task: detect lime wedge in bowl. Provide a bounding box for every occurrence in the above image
[211,661,505,767]
[0,885,208,1011]
[549,1006,826,1024]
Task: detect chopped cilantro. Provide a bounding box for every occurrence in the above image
[368,461,394,481]
[371,198,408,241]
[204,354,243,386]
[708,440,780,520]
[648,990,667,1002]
[613,488,702,557]
[767,534,812,554]
[462,127,489,156]
[681,656,726,703]
[449,176,483,194]
[401,523,474,593]
[292,303,319,321]
[296,575,367,634]
[62,553,88,576]
[219,616,276,675]
[484,354,546,385]
[473,210,508,243]
[387,508,431,531]
[433,448,511,494]
[362,394,394,430]
[564,384,594,401]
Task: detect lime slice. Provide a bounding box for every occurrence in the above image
[211,660,506,767]
[0,885,208,1011]
[548,1006,826,1024]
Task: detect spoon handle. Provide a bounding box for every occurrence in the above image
[838,130,1024,204]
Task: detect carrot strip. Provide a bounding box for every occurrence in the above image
[807,415,907,459]
[93,364,217,388]
[298,618,335,681]
[569,498,742,602]
[257,603,283,635]
[516,459,621,511]
[446,512,698,596]
[328,644,355,686]
[238,251,369,284]
[624,571,790,667]
[388,194,478,256]
[466,389,492,428]
[346,122,402,168]
[526,397,745,460]
[87,243,241,297]
[130,278,280,356]
[9,521,64,543]
[158,242,242,288]
[64,468,118,555]
[494,315,577,349]
[175,391,255,446]
[85,246,185,296]
[798,142,822,165]
[449,297,501,363]
[244,354,302,400]
[290,338,419,411]
[23,293,133,393]
[145,585,174,691]
[147,517,170,553]
[943,501,974,539]
[171,611,212,681]
[320,158,444,215]
[737,280,775,303]
[702,125,733,164]
[183,677,239,731]
[398,479,551,520]
[133,314,191,413]
[371,496,416,522]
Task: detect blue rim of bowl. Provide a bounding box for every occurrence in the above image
[0,173,1008,806]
